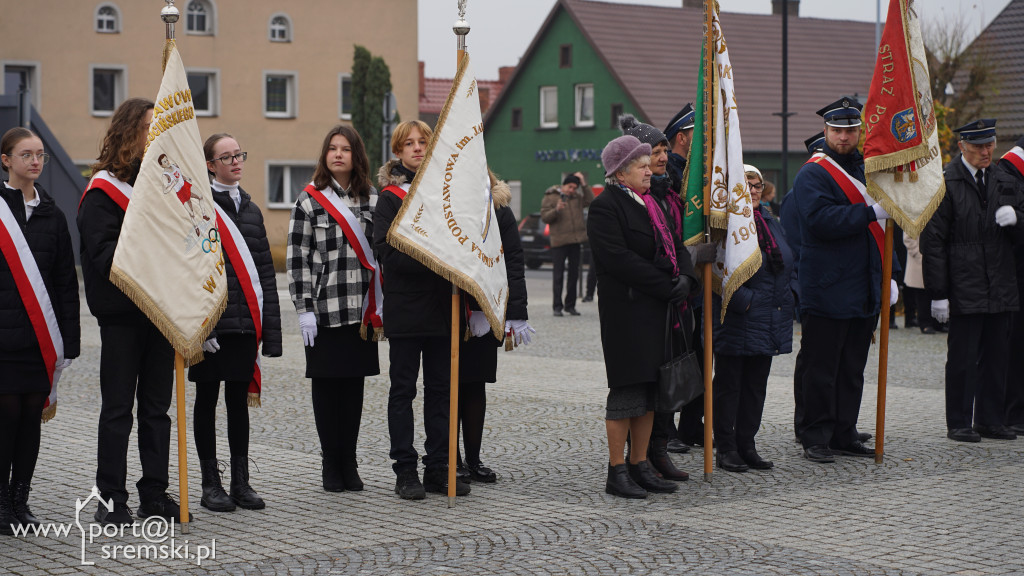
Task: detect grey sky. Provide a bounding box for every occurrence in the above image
[418,0,1012,79]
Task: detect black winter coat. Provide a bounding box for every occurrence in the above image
[460,203,529,383]
[0,185,81,367]
[373,161,453,338]
[78,179,146,324]
[921,156,1024,315]
[588,184,697,388]
[207,188,282,356]
[712,206,796,356]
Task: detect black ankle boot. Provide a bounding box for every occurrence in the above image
[648,438,690,481]
[321,451,345,492]
[230,457,266,510]
[0,484,17,536]
[199,459,236,512]
[10,481,39,527]
[340,460,364,491]
[628,460,678,494]
[605,463,647,499]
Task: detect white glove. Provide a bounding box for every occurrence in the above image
[468,311,491,337]
[931,299,950,324]
[872,203,890,221]
[202,338,220,354]
[55,358,72,371]
[298,311,318,347]
[506,319,536,346]
[995,205,1018,227]
[889,279,899,307]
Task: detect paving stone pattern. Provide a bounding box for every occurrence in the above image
[2,273,1022,575]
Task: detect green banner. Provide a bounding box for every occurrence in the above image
[683,45,706,245]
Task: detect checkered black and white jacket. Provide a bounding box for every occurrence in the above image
[287,184,377,328]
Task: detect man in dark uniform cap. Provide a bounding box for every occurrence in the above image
[792,96,891,463]
[997,135,1024,435]
[664,103,696,194]
[921,119,1024,442]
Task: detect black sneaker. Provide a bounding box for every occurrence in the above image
[94,501,133,525]
[422,467,471,496]
[137,493,192,523]
[565,308,581,316]
[394,470,426,500]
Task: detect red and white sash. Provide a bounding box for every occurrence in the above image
[806,152,885,258]
[0,195,65,421]
[1003,146,1024,177]
[80,170,132,211]
[214,203,265,406]
[383,183,410,200]
[303,184,384,340]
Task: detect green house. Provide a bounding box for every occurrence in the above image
[484,0,878,216]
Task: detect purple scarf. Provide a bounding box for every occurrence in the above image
[752,207,784,273]
[627,184,679,276]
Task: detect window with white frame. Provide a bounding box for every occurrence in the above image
[574,84,594,128]
[186,69,218,116]
[95,4,120,33]
[186,0,214,35]
[339,74,352,119]
[264,72,297,118]
[269,14,291,42]
[267,163,315,207]
[2,63,42,110]
[90,66,126,116]
[539,86,557,129]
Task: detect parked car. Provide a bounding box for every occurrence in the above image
[517,211,590,270]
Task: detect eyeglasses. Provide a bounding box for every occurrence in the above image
[214,152,247,165]
[15,153,50,165]
[748,182,764,191]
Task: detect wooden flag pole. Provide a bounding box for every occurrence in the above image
[447,3,470,508]
[875,220,894,463]
[161,0,190,533]
[701,0,715,483]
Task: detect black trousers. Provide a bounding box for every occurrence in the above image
[799,314,874,450]
[793,347,806,439]
[387,336,450,473]
[713,354,773,453]
[96,321,174,504]
[585,248,597,298]
[1008,310,1024,427]
[193,380,250,461]
[550,243,581,312]
[312,378,364,461]
[946,313,1011,429]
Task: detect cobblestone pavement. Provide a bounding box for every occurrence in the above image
[3,271,1022,575]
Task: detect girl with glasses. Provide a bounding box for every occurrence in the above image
[188,133,281,512]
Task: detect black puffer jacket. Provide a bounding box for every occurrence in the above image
[921,156,1024,315]
[373,159,453,338]
[0,184,81,361]
[207,188,282,356]
[78,174,146,324]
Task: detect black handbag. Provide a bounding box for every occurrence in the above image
[655,305,703,413]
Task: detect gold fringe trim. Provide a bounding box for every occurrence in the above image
[708,213,728,231]
[162,39,175,73]
[247,393,261,408]
[41,402,56,423]
[718,249,762,323]
[464,325,471,342]
[359,323,387,342]
[359,323,367,340]
[504,337,514,351]
[385,54,509,337]
[863,141,932,174]
[864,176,946,240]
[109,264,226,366]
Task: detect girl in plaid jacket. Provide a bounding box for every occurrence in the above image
[287,125,379,493]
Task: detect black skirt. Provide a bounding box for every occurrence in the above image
[188,334,259,383]
[458,334,501,383]
[304,323,380,379]
[606,381,656,420]
[0,346,49,394]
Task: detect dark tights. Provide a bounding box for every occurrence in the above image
[0,392,47,485]
[192,381,250,461]
[311,378,364,461]
[458,381,487,466]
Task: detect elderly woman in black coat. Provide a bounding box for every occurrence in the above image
[587,135,697,499]
[711,164,796,473]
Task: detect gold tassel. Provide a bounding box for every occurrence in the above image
[894,169,903,183]
[373,327,386,342]
[359,323,368,341]
[504,337,515,352]
[247,393,261,408]
[909,171,919,183]
[464,326,471,342]
[41,403,56,423]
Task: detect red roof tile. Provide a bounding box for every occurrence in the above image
[420,77,505,115]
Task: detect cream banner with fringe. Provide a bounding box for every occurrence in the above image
[388,53,508,337]
[707,8,762,320]
[863,0,944,239]
[110,44,226,365]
